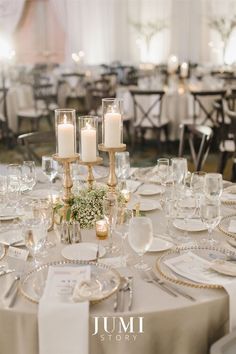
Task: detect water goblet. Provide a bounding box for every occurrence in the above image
[103,193,118,254]
[116,208,133,266]
[22,217,47,267]
[128,216,153,270]
[190,171,206,212]
[157,158,169,188]
[21,161,37,192]
[115,152,130,180]
[204,173,223,201]
[42,156,58,183]
[171,157,188,195]
[7,164,22,207]
[200,197,221,245]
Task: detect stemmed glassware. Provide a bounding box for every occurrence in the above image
[199,196,221,244]
[116,208,133,266]
[21,161,37,191]
[128,216,153,270]
[177,193,197,242]
[204,173,223,200]
[171,157,188,197]
[190,171,206,213]
[35,200,55,248]
[7,164,22,208]
[157,158,169,188]
[103,193,118,254]
[115,152,130,180]
[42,156,58,183]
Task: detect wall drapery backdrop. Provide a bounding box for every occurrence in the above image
[0,0,236,65]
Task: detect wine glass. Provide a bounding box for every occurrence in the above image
[204,173,223,200]
[103,193,118,253]
[177,193,197,242]
[42,156,58,183]
[128,216,153,270]
[190,171,206,212]
[7,164,22,208]
[34,200,55,248]
[115,152,130,180]
[116,208,133,266]
[171,157,188,196]
[157,158,169,187]
[22,217,47,266]
[21,161,37,192]
[200,197,221,244]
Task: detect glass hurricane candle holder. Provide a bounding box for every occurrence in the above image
[55,109,76,158]
[102,98,123,148]
[78,116,98,162]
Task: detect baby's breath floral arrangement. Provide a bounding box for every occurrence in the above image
[54,185,125,229]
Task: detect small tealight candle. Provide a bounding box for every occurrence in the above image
[81,123,97,162]
[95,220,108,240]
[121,189,131,204]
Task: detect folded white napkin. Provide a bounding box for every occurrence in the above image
[38,266,90,354]
[223,281,236,330]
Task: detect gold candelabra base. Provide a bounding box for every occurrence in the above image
[78,156,103,189]
[52,153,79,207]
[98,144,126,192]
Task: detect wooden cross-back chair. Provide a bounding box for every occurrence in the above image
[179,124,213,171]
[130,89,169,150]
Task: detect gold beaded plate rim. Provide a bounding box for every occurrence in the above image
[155,244,236,289]
[218,214,236,239]
[19,259,121,304]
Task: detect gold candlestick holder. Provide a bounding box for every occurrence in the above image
[78,156,103,189]
[98,143,126,192]
[52,153,79,206]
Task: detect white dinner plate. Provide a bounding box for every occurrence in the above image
[138,184,164,196]
[61,242,106,261]
[210,260,236,277]
[148,236,173,252]
[128,198,161,212]
[173,219,207,232]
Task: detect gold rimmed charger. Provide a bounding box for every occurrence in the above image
[155,244,236,289]
[218,214,236,239]
[20,259,121,304]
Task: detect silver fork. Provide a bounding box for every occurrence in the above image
[150,271,196,302]
[141,271,177,297]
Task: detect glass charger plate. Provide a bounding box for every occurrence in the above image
[218,214,236,239]
[20,260,121,304]
[155,244,236,289]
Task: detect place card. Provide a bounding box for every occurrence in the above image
[7,246,29,261]
[228,220,236,233]
[164,252,233,285]
[43,266,91,300]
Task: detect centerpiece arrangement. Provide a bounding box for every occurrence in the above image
[52,98,126,231]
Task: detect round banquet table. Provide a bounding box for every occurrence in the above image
[0,174,233,354]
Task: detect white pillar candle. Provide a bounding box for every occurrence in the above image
[81,124,97,162]
[57,115,75,157]
[167,55,179,74]
[104,112,122,148]
[180,62,189,78]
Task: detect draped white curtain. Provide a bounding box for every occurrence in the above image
[0,0,25,34]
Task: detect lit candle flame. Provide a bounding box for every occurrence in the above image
[63,114,67,124]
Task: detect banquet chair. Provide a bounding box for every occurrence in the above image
[61,73,86,111]
[17,131,55,163]
[190,89,226,126]
[216,99,236,180]
[87,79,112,114]
[130,89,169,150]
[178,124,213,171]
[101,72,118,96]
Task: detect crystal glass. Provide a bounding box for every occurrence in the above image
[200,197,221,244]
[116,208,133,266]
[163,197,176,238]
[42,156,58,183]
[55,108,76,157]
[116,152,130,180]
[0,175,7,209]
[157,158,169,187]
[78,115,98,162]
[21,161,36,191]
[7,164,22,206]
[102,98,123,147]
[128,216,153,270]
[177,193,197,242]
[171,157,188,186]
[34,200,55,248]
[103,193,118,253]
[22,218,47,266]
[191,171,206,212]
[204,173,223,200]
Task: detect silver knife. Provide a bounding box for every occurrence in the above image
[128,277,133,311]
